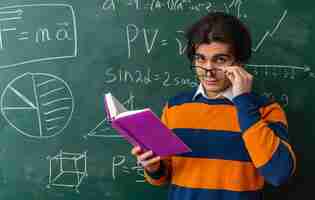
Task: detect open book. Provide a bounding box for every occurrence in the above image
[104,92,191,157]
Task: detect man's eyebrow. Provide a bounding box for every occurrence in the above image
[195,53,232,59]
[194,53,205,57]
[212,53,232,58]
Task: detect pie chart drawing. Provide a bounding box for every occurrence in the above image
[1,72,74,139]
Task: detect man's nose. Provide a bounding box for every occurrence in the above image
[203,60,218,70]
[205,68,216,77]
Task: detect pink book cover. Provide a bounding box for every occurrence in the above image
[104,95,191,157]
[112,110,191,157]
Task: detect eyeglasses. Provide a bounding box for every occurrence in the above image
[192,53,234,69]
[191,53,234,78]
[190,65,225,79]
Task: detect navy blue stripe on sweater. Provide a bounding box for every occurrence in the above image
[267,122,289,142]
[173,128,251,161]
[258,141,294,186]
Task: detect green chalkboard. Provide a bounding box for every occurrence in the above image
[0,0,314,199]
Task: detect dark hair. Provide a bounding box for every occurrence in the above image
[185,12,252,63]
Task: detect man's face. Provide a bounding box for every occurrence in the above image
[193,42,235,98]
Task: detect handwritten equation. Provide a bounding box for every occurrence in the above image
[103,65,312,90]
[0,4,77,69]
[246,64,312,80]
[105,66,198,87]
[112,155,145,182]
[126,24,187,58]
[102,0,247,17]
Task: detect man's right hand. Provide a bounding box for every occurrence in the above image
[131,146,162,173]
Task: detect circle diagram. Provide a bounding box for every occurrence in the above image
[1,72,74,139]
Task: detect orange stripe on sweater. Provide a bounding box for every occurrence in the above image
[167,103,241,132]
[171,157,264,191]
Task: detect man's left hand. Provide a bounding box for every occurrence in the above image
[223,65,253,98]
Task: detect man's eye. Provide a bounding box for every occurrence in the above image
[215,57,227,63]
[194,55,205,62]
[198,58,206,62]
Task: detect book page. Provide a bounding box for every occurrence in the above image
[111,94,128,115]
[105,93,128,118]
[105,93,117,118]
[115,108,149,119]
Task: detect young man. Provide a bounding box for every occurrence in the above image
[131,12,296,200]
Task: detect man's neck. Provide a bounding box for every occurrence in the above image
[206,91,222,99]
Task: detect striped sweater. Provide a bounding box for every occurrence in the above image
[144,90,296,200]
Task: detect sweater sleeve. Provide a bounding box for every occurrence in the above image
[233,93,296,186]
[144,104,172,186]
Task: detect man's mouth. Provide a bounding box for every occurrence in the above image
[204,80,218,86]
